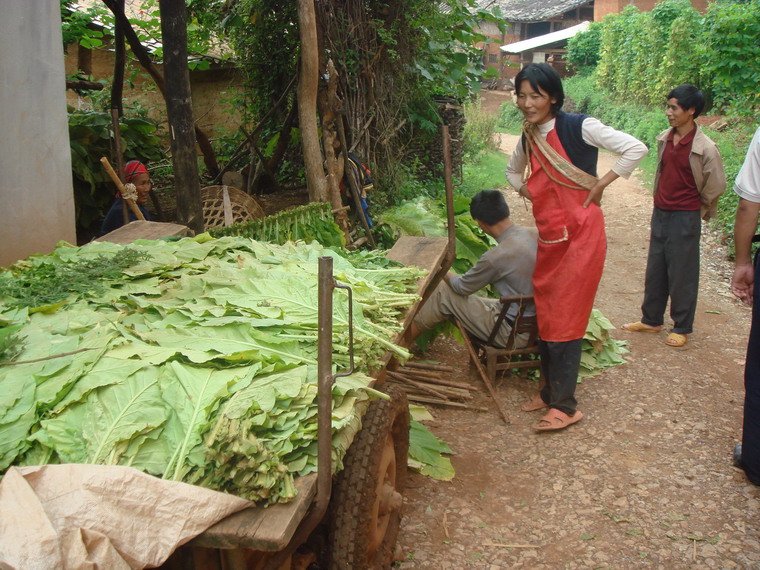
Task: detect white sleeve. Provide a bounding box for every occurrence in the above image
[506,137,527,190]
[581,117,648,179]
[734,127,760,203]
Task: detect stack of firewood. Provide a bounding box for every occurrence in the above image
[387,362,486,411]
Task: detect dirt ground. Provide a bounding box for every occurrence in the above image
[394,91,760,568]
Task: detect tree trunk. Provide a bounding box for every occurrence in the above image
[159,0,203,234]
[101,0,220,178]
[318,59,350,238]
[251,101,298,193]
[297,0,327,203]
[110,0,125,118]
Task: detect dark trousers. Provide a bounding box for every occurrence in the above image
[641,208,701,334]
[538,338,582,416]
[741,249,760,484]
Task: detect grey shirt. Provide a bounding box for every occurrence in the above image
[448,224,538,319]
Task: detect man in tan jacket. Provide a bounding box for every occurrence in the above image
[623,84,726,347]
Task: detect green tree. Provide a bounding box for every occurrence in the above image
[567,22,602,72]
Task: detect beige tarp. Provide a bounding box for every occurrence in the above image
[0,464,251,569]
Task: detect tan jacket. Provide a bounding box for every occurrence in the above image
[654,125,727,220]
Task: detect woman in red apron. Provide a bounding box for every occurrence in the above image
[506,63,647,431]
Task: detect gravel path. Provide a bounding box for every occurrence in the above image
[395,130,760,569]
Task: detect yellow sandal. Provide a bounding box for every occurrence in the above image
[664,332,687,347]
[621,321,661,333]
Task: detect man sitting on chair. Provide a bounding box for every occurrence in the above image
[410,190,538,348]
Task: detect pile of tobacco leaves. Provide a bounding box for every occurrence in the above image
[0,235,426,504]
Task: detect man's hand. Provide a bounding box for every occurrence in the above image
[732,199,760,306]
[732,263,755,306]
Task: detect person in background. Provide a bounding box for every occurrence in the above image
[730,125,760,486]
[622,85,726,347]
[100,160,152,236]
[410,190,537,350]
[506,63,647,431]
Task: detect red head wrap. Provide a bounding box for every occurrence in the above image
[124,160,149,182]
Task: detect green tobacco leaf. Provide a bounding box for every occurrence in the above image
[408,419,455,481]
[160,361,254,481]
[139,323,315,366]
[52,357,149,413]
[0,377,37,469]
[33,366,166,465]
[217,366,307,418]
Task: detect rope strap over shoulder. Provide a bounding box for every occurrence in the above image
[522,121,599,192]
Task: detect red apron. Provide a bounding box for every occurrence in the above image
[528,129,606,342]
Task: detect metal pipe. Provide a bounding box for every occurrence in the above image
[264,256,336,569]
[315,255,335,512]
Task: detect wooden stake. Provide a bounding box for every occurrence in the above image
[398,371,474,391]
[405,394,488,411]
[455,317,510,424]
[403,362,454,372]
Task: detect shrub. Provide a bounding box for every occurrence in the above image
[702,0,760,117]
[567,22,602,71]
[462,98,498,159]
[497,98,523,134]
[564,74,667,148]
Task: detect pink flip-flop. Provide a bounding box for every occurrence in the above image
[534,408,584,431]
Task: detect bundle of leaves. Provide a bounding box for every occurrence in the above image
[209,202,345,248]
[579,310,629,380]
[0,247,150,310]
[0,235,424,504]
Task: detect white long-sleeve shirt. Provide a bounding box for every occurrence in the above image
[734,126,760,203]
[505,117,648,191]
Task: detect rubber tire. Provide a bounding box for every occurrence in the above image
[326,384,410,570]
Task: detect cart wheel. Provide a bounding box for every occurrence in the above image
[326,385,409,569]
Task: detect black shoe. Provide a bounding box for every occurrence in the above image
[734,444,743,468]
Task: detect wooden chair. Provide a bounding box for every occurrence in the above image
[470,294,541,383]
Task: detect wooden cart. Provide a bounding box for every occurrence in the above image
[160,128,458,569]
[156,234,451,570]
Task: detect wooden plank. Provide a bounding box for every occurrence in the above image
[189,474,317,551]
[387,236,448,277]
[95,220,192,244]
[386,236,449,345]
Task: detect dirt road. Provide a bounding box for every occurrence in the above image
[396,103,760,568]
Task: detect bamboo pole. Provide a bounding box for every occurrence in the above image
[100,157,145,221]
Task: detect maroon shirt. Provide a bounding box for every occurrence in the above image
[654,127,701,211]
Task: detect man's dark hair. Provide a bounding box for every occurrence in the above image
[470,190,509,226]
[667,84,705,118]
[514,63,564,113]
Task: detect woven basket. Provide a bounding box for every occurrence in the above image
[201,185,265,229]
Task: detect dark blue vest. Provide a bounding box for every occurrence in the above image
[521,111,599,177]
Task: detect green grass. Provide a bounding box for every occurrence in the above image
[456,150,509,197]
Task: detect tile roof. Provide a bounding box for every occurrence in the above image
[475,0,593,22]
